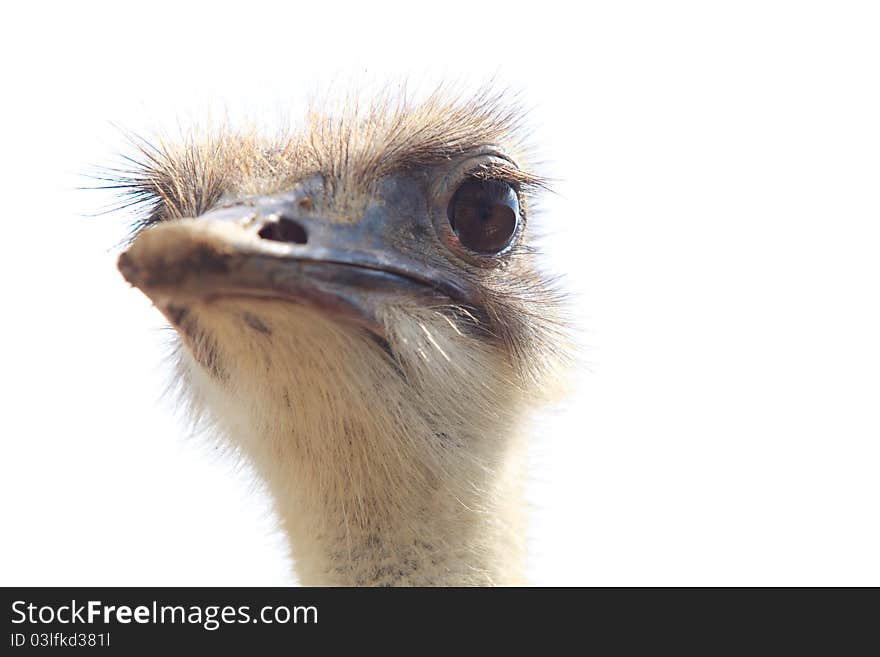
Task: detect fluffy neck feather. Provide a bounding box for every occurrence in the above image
[180,300,531,585]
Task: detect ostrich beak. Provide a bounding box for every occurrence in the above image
[117,195,478,338]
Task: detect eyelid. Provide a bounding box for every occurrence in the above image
[465,161,548,192]
[434,153,535,202]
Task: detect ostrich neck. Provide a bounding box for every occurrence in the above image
[260,419,528,587]
[188,303,531,586]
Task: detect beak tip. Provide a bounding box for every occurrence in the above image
[117,251,138,285]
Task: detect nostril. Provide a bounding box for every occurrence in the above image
[258,217,308,244]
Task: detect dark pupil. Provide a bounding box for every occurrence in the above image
[448,179,519,254]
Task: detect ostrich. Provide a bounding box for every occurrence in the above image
[112,87,570,586]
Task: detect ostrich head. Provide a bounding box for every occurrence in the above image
[114,88,569,585]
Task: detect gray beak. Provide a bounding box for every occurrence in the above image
[117,192,479,337]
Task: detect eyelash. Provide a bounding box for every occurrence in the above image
[463,166,545,207]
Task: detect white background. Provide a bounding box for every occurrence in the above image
[1,1,878,586]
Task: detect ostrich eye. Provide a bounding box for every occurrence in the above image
[447,179,520,254]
